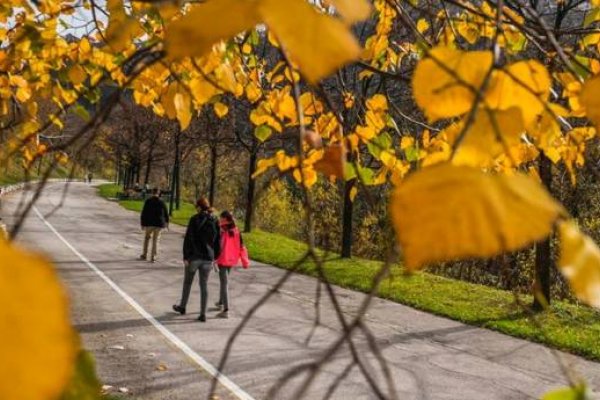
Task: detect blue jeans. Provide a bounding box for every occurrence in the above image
[179,259,212,316]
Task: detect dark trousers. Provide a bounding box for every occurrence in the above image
[179,259,212,316]
[218,267,231,310]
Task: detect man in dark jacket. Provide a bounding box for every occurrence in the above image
[173,197,220,322]
[140,188,169,263]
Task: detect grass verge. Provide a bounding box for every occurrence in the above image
[98,183,600,361]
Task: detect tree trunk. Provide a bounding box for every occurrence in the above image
[169,161,176,216]
[244,150,258,233]
[175,157,181,210]
[144,153,153,186]
[209,145,217,206]
[169,130,181,215]
[533,154,553,311]
[341,179,356,258]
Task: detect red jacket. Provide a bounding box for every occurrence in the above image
[216,227,250,268]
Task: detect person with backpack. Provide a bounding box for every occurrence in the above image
[214,211,250,319]
[139,188,169,263]
[173,198,221,322]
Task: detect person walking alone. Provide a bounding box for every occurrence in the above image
[173,198,220,322]
[140,188,169,263]
[214,211,250,318]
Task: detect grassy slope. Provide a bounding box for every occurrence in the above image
[98,183,600,361]
[0,159,72,186]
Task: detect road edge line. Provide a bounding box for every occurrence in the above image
[33,206,256,400]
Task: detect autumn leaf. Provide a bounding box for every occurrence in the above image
[446,107,525,166]
[164,0,260,60]
[259,0,361,84]
[214,101,229,118]
[412,47,493,121]
[390,164,565,270]
[580,75,600,129]
[0,241,77,400]
[541,383,588,400]
[164,0,364,83]
[314,143,346,178]
[254,124,273,142]
[105,0,143,52]
[174,92,192,130]
[486,60,551,126]
[558,221,600,308]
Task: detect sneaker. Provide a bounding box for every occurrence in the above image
[139,255,147,260]
[214,302,222,307]
[172,305,186,315]
[197,314,206,322]
[216,310,229,319]
[150,258,156,263]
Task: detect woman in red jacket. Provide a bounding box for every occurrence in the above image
[215,211,249,318]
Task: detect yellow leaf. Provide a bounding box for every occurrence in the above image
[447,107,525,166]
[326,0,372,24]
[293,167,318,187]
[15,87,31,103]
[259,0,361,84]
[390,164,565,270]
[68,65,87,85]
[366,94,388,112]
[412,47,493,122]
[349,185,358,201]
[165,0,260,59]
[486,60,551,126]
[160,83,178,120]
[214,101,229,118]
[190,78,219,106]
[356,124,377,141]
[343,92,354,109]
[174,92,192,130]
[580,75,600,129]
[416,18,430,33]
[558,221,600,308]
[0,242,77,399]
[105,0,143,52]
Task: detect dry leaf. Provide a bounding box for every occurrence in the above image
[314,143,346,178]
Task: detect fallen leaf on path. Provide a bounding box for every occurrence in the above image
[157,363,168,371]
[108,345,125,350]
[119,387,129,393]
[101,385,113,392]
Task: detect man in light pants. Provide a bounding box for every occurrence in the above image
[140,188,169,263]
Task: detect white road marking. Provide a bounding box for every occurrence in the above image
[33,207,255,400]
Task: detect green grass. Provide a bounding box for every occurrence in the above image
[98,183,600,361]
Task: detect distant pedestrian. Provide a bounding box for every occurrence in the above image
[140,188,169,263]
[214,211,250,319]
[173,197,220,322]
[87,173,93,184]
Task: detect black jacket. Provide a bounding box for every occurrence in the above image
[183,211,221,262]
[140,196,169,228]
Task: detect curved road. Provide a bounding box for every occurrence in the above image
[3,181,600,399]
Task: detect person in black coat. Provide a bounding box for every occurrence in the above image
[173,197,220,322]
[140,188,169,263]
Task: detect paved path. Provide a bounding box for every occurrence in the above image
[3,182,600,400]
